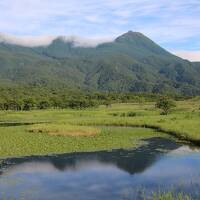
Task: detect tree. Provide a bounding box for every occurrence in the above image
[155,96,176,115]
[7,99,23,110]
[104,100,112,108]
[38,101,50,109]
[67,98,98,109]
[23,98,35,111]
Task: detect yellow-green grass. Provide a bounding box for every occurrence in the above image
[0,126,163,158]
[28,123,99,136]
[0,98,199,158]
[152,192,191,200]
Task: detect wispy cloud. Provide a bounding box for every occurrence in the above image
[0,32,113,47]
[0,0,199,55]
[0,32,55,47]
[173,50,200,62]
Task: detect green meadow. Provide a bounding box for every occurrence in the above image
[0,98,199,158]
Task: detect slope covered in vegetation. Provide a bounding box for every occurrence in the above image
[0,31,199,95]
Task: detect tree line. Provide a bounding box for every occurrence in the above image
[0,85,187,111]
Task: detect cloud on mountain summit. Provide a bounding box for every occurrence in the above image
[0,33,113,47]
[0,0,200,60]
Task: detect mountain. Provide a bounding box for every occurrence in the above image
[0,31,199,95]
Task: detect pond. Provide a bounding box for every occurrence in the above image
[0,137,200,200]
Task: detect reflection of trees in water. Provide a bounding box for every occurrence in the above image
[0,137,180,175]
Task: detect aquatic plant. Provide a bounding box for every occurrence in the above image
[152,192,191,200]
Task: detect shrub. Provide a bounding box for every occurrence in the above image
[155,96,176,115]
[126,111,137,117]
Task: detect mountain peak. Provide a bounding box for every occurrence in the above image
[124,31,143,36]
[114,31,172,57]
[115,31,147,43]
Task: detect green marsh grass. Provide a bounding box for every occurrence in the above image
[0,99,199,158]
[0,126,163,158]
[152,192,191,200]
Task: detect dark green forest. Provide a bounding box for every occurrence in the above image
[0,31,200,96]
[0,84,187,110]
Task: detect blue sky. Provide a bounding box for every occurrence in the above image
[0,0,200,60]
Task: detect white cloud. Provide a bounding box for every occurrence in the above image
[0,0,199,51]
[0,33,56,47]
[172,50,200,62]
[0,33,113,47]
[85,15,104,23]
[61,35,113,47]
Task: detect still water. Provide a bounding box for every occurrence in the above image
[0,137,200,200]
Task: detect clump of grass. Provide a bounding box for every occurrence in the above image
[110,111,139,117]
[157,119,166,123]
[28,123,100,137]
[152,192,191,200]
[127,111,138,117]
[110,112,119,116]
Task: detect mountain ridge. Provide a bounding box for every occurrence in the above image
[0,31,199,95]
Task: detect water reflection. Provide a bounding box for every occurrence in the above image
[0,137,180,175]
[0,137,200,200]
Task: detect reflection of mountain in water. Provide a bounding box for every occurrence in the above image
[0,137,180,175]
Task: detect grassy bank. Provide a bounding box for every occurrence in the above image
[0,126,163,158]
[0,98,199,158]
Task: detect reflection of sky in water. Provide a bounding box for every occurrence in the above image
[1,138,200,200]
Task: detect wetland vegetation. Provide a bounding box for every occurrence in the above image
[0,97,199,158]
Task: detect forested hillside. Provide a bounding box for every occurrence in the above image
[0,31,199,95]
